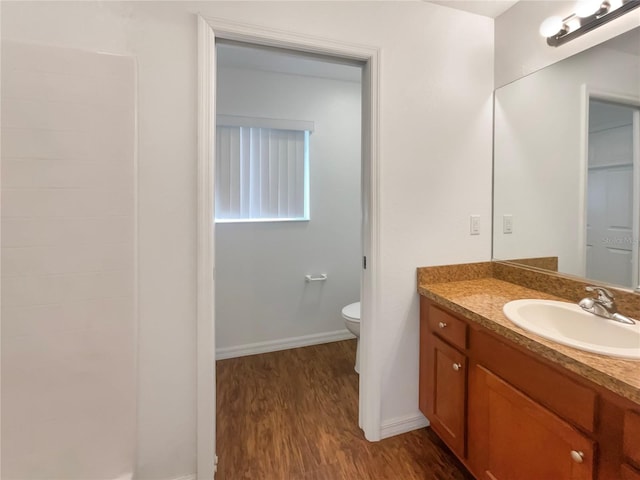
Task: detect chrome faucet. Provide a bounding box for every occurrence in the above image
[578,285,636,325]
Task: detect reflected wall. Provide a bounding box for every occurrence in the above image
[493,28,640,289]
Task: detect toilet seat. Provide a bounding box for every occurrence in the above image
[341,302,360,322]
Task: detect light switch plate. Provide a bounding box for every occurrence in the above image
[503,214,513,234]
[470,215,480,235]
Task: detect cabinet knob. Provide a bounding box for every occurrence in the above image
[452,363,462,371]
[570,450,584,463]
[438,322,447,329]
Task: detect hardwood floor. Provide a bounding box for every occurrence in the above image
[216,339,474,480]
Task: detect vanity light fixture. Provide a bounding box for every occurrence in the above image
[540,0,640,47]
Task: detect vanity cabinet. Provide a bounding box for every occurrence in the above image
[470,365,594,480]
[419,296,639,480]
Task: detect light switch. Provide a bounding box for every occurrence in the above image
[470,215,480,235]
[503,214,513,234]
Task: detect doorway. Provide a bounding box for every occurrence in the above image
[213,41,363,360]
[197,16,381,480]
[586,98,640,289]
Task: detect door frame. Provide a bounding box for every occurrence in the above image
[580,85,640,290]
[634,108,640,290]
[196,15,382,479]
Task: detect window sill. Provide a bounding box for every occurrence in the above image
[215,217,310,224]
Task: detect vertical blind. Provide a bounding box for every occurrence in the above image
[215,125,309,221]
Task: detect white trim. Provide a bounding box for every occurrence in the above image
[132,57,140,480]
[197,16,383,479]
[170,476,197,480]
[216,217,309,224]
[380,413,430,439]
[586,88,640,107]
[196,16,217,480]
[632,109,640,290]
[358,42,382,443]
[216,330,356,360]
[111,473,133,480]
[198,16,376,61]
[217,114,314,132]
[578,84,590,278]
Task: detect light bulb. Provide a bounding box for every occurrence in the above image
[608,0,623,10]
[539,16,564,37]
[575,0,603,17]
[566,17,582,32]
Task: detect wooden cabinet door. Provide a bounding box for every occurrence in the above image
[622,464,640,480]
[469,365,595,480]
[422,334,467,457]
[624,410,640,466]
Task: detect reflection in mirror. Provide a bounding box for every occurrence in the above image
[586,100,638,287]
[493,27,640,290]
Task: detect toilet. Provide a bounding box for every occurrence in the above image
[341,302,361,373]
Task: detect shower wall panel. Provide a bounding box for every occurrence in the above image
[1,42,136,480]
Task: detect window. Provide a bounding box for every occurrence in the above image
[215,115,312,222]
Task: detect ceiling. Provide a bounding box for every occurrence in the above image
[428,0,520,18]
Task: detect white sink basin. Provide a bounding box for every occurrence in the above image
[503,299,640,360]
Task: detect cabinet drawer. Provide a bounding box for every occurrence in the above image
[428,305,467,350]
[624,410,640,466]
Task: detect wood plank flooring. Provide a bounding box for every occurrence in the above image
[216,339,474,480]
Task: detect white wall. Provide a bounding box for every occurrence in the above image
[493,45,640,276]
[495,0,640,87]
[1,3,198,479]
[202,0,494,440]
[215,63,361,354]
[1,2,494,478]
[1,42,136,479]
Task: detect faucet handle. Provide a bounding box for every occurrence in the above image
[585,285,615,307]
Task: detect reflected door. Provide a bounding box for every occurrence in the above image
[586,100,638,288]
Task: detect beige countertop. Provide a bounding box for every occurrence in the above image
[418,276,640,405]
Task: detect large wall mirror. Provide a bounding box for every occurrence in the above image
[493,26,640,291]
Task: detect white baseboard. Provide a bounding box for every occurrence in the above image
[114,474,195,480]
[112,474,133,480]
[380,412,430,439]
[216,329,356,360]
